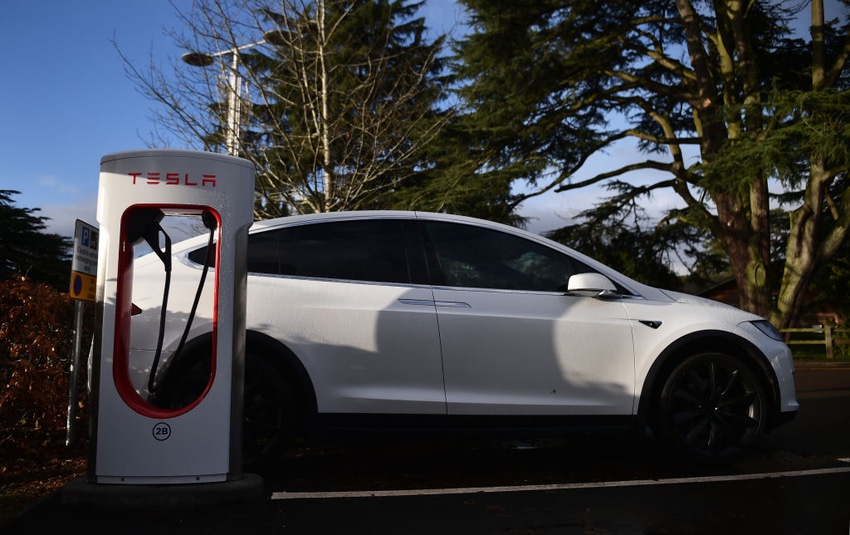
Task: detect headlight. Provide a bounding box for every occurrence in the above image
[751,319,783,342]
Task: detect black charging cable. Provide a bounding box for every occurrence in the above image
[147,236,172,395]
[126,209,172,396]
[157,211,218,395]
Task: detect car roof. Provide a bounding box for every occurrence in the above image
[251,210,491,230]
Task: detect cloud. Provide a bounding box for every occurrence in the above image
[518,191,583,235]
[41,198,98,239]
[517,181,688,236]
[36,175,80,195]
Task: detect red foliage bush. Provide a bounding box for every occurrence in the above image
[0,275,90,453]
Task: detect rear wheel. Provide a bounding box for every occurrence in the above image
[658,352,766,463]
[150,349,297,468]
[148,351,211,410]
[242,354,296,467]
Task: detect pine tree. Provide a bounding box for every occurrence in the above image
[0,190,72,289]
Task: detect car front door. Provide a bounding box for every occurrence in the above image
[423,220,636,416]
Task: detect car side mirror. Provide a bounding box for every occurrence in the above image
[566,273,619,299]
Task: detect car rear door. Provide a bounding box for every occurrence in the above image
[246,217,446,415]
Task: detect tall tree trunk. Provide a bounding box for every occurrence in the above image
[747,174,772,317]
[686,0,772,319]
[714,189,771,318]
[773,160,850,329]
[775,163,825,328]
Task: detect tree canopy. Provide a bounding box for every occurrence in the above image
[0,190,72,289]
[123,0,456,218]
[450,0,850,327]
[123,0,850,327]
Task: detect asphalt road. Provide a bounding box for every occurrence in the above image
[3,365,850,534]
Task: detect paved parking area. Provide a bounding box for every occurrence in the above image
[3,365,849,534]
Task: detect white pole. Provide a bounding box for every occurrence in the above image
[225,52,241,156]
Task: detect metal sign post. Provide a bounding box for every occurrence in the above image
[67,220,99,446]
[69,220,99,302]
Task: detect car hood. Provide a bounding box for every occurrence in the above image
[659,289,747,312]
[623,288,768,335]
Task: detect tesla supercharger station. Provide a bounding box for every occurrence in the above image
[87,149,254,489]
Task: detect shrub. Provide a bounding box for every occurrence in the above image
[0,275,89,453]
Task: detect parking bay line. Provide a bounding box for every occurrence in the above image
[271,465,850,500]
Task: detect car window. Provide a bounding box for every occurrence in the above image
[424,221,592,292]
[246,219,414,284]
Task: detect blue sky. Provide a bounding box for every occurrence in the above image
[1,2,837,243]
[0,0,476,239]
[1,1,181,236]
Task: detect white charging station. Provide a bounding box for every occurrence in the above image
[87,149,254,487]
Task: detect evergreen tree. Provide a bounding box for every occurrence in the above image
[0,190,72,289]
[452,0,850,327]
[546,221,683,290]
[123,0,454,218]
[248,0,455,216]
[388,118,527,225]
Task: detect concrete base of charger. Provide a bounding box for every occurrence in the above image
[61,474,264,509]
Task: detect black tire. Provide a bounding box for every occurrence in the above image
[150,349,297,468]
[658,352,766,463]
[242,353,297,468]
[149,352,212,410]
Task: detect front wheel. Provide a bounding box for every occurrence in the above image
[658,352,766,463]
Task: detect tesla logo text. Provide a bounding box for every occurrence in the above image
[129,172,217,187]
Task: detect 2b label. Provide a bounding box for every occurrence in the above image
[152,422,172,441]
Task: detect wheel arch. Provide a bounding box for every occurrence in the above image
[245,330,318,433]
[152,329,318,434]
[636,330,783,432]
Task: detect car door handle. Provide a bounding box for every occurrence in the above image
[398,299,471,309]
[435,300,471,309]
[399,299,435,307]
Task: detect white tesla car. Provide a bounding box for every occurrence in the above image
[128,211,798,463]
